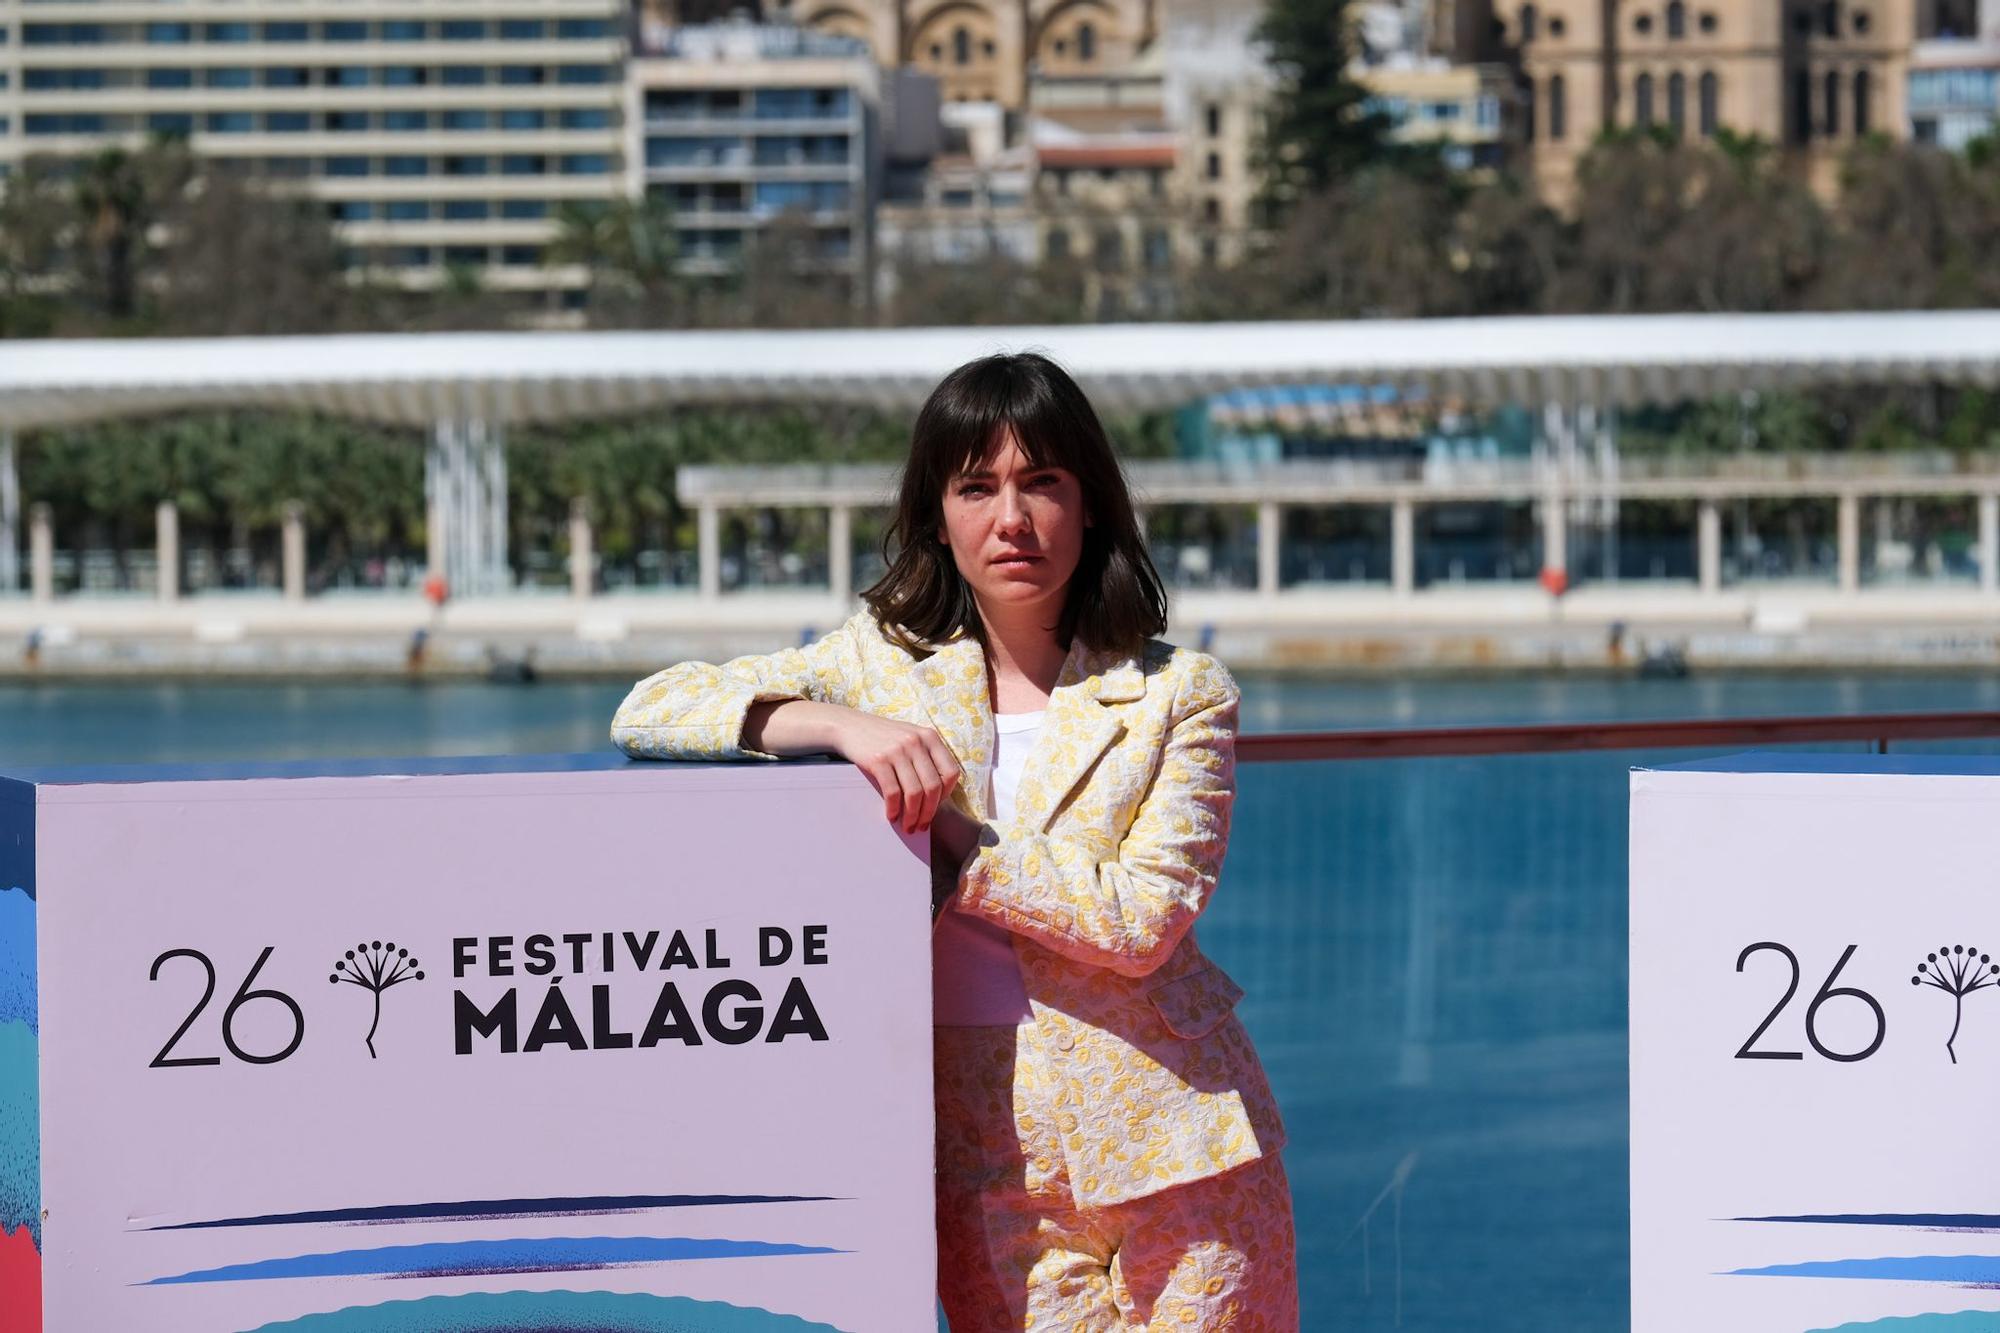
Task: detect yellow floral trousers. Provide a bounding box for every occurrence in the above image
[935,1025,1299,1332]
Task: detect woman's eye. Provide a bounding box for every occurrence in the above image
[956,483,989,498]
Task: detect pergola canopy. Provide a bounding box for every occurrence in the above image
[2,310,1998,430]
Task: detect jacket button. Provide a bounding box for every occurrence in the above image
[1055,1030,1076,1052]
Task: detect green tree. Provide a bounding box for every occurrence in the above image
[1252,0,1392,216]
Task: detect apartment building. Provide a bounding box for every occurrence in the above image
[1909,0,2000,145]
[627,19,877,291]
[0,0,626,304]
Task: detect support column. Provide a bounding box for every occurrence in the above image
[282,502,307,602]
[569,498,594,599]
[426,422,452,591]
[1698,500,1721,595]
[1979,493,1998,594]
[1837,492,1861,594]
[0,428,18,596]
[698,502,721,600]
[1256,500,1280,595]
[156,500,180,602]
[828,504,852,604]
[29,503,53,603]
[1538,402,1573,589]
[1540,485,1568,586]
[1391,498,1415,596]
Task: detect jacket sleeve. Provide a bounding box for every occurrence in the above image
[610,614,867,761]
[954,655,1239,978]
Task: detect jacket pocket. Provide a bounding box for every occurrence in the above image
[1147,965,1246,1040]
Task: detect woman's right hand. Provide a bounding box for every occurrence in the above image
[826,709,963,836]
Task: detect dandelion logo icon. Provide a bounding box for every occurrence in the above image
[1910,944,1999,1065]
[330,940,425,1059]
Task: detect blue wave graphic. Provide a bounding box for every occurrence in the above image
[1729,1254,2000,1286]
[0,1020,36,1249]
[147,1235,844,1285]
[0,885,33,1035]
[143,1192,840,1231]
[1737,1214,2000,1233]
[1808,1314,2000,1333]
[238,1288,851,1332]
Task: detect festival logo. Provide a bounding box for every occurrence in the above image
[329,941,425,1060]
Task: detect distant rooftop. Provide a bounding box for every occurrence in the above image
[635,16,870,61]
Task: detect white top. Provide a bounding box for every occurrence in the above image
[931,711,1041,1027]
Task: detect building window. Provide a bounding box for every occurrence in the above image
[443,200,490,220]
[263,21,308,41]
[203,22,252,42]
[441,20,487,40]
[1144,227,1171,270]
[561,108,612,129]
[383,110,429,131]
[561,154,611,174]
[329,66,372,87]
[1700,10,1718,31]
[149,113,194,134]
[322,21,367,41]
[1549,73,1567,138]
[501,20,545,39]
[501,200,549,220]
[1821,68,1841,132]
[502,109,548,130]
[331,201,373,222]
[1523,75,1537,139]
[444,156,492,176]
[557,65,610,84]
[443,110,489,131]
[1852,8,1871,30]
[387,200,431,221]
[1520,3,1539,39]
[443,67,490,86]
[384,156,431,177]
[500,65,546,84]
[1820,1,1839,35]
[1205,151,1221,179]
[323,156,369,177]
[1206,102,1222,136]
[1201,236,1218,263]
[1853,67,1870,133]
[1793,6,1814,34]
[206,67,254,88]
[1079,22,1096,60]
[1634,71,1654,125]
[501,154,546,174]
[265,111,310,133]
[1667,70,1686,133]
[382,20,426,41]
[1667,0,1687,35]
[381,66,428,87]
[1791,68,1811,140]
[1698,70,1719,134]
[265,67,309,88]
[1635,12,1654,32]
[1046,228,1070,260]
[146,22,193,43]
[1550,15,1566,35]
[1203,197,1220,223]
[558,19,613,38]
[147,68,193,89]
[327,111,371,132]
[954,26,971,64]
[205,111,254,133]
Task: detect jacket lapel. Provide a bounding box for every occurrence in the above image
[910,635,992,816]
[1011,640,1145,833]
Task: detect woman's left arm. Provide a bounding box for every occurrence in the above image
[944,658,1239,979]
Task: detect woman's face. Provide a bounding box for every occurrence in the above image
[938,428,1089,625]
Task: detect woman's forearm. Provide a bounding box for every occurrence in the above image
[741,698,847,757]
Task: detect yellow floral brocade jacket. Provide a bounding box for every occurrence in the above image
[609,611,1287,1209]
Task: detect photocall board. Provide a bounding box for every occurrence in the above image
[1631,753,2000,1333]
[0,754,936,1333]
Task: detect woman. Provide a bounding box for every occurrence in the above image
[611,352,1296,1330]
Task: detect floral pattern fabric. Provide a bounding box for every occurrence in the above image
[611,611,1287,1211]
[935,1023,1298,1331]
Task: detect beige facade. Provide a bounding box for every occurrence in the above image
[772,0,1154,108]
[0,0,626,302]
[1358,60,1515,173]
[1483,0,1916,201]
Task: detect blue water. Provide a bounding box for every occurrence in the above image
[6,669,2000,1328]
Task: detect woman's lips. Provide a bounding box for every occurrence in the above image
[992,554,1042,566]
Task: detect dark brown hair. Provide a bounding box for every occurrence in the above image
[863,351,1167,656]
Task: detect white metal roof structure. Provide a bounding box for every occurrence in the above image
[3,310,1999,429]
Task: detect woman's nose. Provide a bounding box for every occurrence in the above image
[996,488,1031,534]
